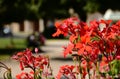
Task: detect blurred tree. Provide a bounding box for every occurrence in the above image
[83,0,100,13]
[24,0,44,20]
[0,0,120,24]
[40,0,69,19]
[0,0,43,23]
[99,0,120,13]
[83,0,120,14]
[40,0,86,21]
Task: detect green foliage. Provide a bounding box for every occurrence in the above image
[0,55,10,60]
[60,0,67,4]
[0,38,26,48]
[1,0,120,23]
[109,60,120,77]
[91,36,100,41]
[0,38,26,58]
[83,0,100,13]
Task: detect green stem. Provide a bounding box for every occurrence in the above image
[73,56,78,79]
[87,67,90,79]
[33,68,38,79]
[34,71,36,79]
[86,60,90,79]
[78,56,82,79]
[96,62,100,79]
[108,60,114,79]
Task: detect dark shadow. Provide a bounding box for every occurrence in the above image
[46,44,64,47]
[0,48,26,55]
[43,27,64,39]
[0,48,46,56]
[51,57,72,61]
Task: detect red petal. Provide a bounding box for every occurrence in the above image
[20,61,24,70]
[52,29,61,37]
[85,45,92,52]
[78,48,84,55]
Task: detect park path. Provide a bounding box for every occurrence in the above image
[0,39,74,79]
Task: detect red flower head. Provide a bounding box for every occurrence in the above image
[16,72,33,79]
[56,65,76,79]
[12,48,49,71]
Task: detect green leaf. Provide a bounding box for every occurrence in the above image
[109,60,120,76]
[91,36,100,41]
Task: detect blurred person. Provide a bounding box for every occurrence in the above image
[43,19,56,39]
[26,32,44,53]
[38,32,46,46]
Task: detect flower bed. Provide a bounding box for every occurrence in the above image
[0,17,120,79]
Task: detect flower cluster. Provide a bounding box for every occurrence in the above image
[0,17,120,79]
[53,17,120,79]
[12,48,53,79]
[56,65,77,79]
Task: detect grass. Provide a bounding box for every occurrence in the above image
[0,37,67,60]
[0,38,27,48]
[0,37,27,60]
[0,55,10,60]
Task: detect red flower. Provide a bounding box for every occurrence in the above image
[56,65,76,79]
[63,42,74,57]
[16,72,33,79]
[69,34,78,42]
[52,20,68,37]
[53,17,81,37]
[80,34,91,44]
[99,57,109,73]
[52,29,62,37]
[75,42,92,55]
[12,48,49,71]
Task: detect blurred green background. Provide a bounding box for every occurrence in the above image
[0,38,26,60]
